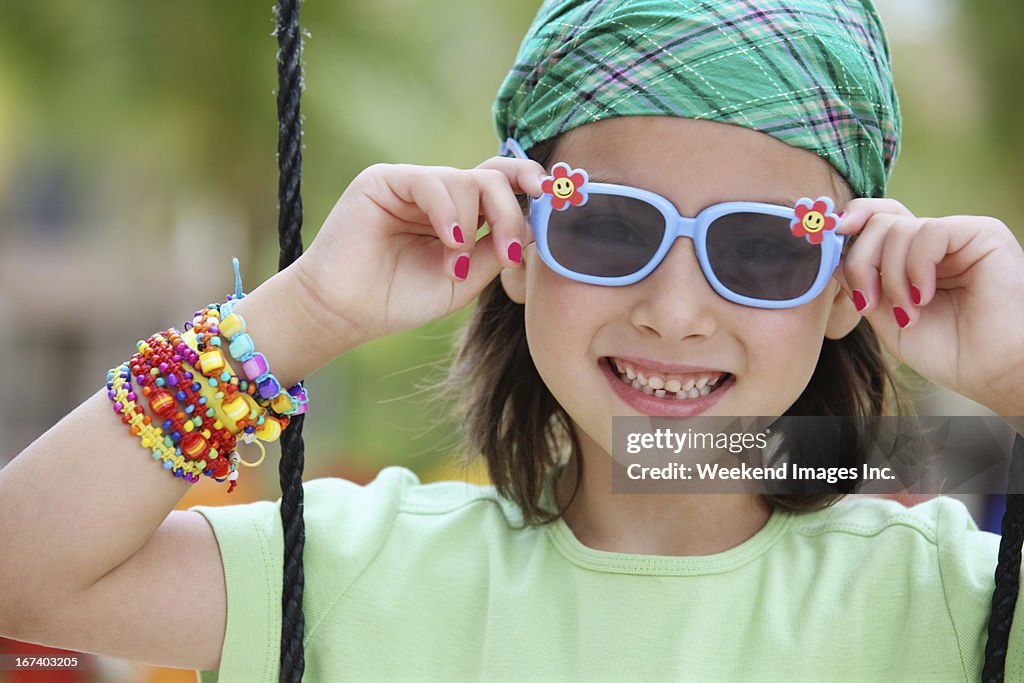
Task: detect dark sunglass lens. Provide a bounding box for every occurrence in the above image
[546,195,666,277]
[706,213,822,300]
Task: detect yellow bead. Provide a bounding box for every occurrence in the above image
[183,420,194,433]
[219,314,245,339]
[271,392,293,415]
[199,349,226,375]
[223,396,248,421]
[255,418,282,442]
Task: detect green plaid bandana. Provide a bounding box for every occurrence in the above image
[493,0,901,198]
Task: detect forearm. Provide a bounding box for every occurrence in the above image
[0,266,343,624]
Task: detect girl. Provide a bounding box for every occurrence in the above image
[2,0,1024,681]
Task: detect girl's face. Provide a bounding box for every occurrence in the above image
[501,116,861,454]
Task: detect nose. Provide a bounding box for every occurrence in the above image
[627,237,723,342]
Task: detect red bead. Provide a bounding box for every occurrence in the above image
[181,432,211,460]
[149,389,177,418]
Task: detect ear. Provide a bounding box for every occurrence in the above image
[824,279,861,340]
[500,261,526,304]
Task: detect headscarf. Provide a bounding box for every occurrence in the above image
[494,0,901,198]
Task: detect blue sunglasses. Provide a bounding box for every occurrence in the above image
[500,138,845,309]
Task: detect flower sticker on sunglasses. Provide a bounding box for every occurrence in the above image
[790,197,839,245]
[541,163,589,211]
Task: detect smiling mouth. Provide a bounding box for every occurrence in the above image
[605,358,733,400]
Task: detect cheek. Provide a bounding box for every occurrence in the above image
[523,256,607,368]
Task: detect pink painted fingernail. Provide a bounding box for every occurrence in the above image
[910,285,922,306]
[507,240,523,264]
[452,224,464,244]
[893,306,910,329]
[453,255,470,280]
[852,289,868,312]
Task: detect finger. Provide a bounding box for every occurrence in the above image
[476,155,548,199]
[878,217,923,328]
[838,197,916,237]
[840,212,900,315]
[905,218,952,310]
[439,171,485,282]
[450,231,503,294]
[472,168,528,267]
[395,170,468,251]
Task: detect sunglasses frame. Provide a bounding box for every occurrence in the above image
[501,138,845,310]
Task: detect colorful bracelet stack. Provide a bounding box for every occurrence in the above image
[104,257,312,493]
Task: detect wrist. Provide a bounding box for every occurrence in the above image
[227,264,350,387]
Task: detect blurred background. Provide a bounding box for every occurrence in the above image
[0,0,1022,680]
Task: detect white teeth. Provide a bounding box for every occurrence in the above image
[612,361,730,400]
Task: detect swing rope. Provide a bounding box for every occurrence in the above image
[273,0,307,680]
[984,433,1024,682]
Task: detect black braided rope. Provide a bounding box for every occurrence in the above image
[274,0,306,681]
[984,433,1024,682]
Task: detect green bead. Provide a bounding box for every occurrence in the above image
[163,436,173,447]
[215,391,224,400]
[150,367,160,376]
[205,408,215,418]
[193,416,203,427]
[240,380,248,391]
[220,371,231,382]
[151,451,162,460]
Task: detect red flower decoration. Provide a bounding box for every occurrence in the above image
[790,197,839,245]
[540,163,589,211]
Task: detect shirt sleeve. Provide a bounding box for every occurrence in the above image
[935,496,1024,681]
[187,466,418,682]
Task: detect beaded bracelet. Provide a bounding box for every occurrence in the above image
[217,298,310,418]
[182,314,288,444]
[214,256,310,418]
[131,329,243,490]
[131,329,238,470]
[106,362,205,483]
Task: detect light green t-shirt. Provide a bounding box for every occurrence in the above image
[189,466,1024,682]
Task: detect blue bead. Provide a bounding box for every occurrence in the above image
[163,460,173,469]
[229,334,255,360]
[175,391,186,401]
[185,404,195,414]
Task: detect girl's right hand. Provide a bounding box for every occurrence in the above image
[292,156,547,350]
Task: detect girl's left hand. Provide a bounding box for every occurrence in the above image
[834,199,1024,416]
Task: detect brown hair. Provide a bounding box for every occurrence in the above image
[441,135,913,525]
